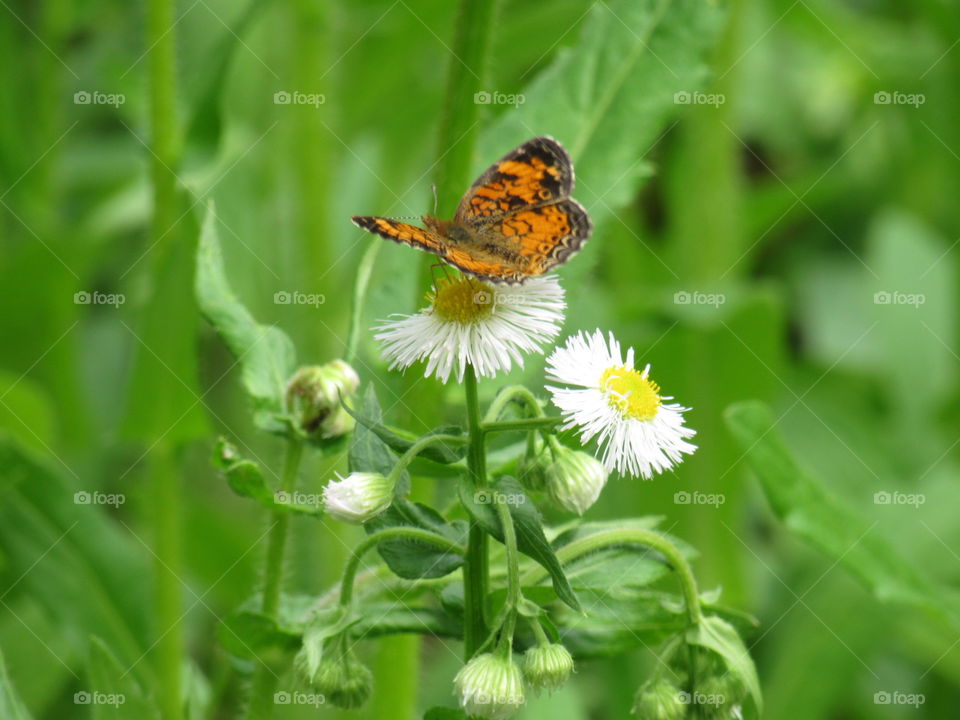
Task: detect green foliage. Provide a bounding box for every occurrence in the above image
[195,204,296,434]
[725,400,960,627]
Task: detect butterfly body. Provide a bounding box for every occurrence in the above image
[352,136,592,284]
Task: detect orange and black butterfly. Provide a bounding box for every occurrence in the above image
[352,136,592,284]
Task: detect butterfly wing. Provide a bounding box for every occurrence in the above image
[473,198,593,279]
[351,216,449,259]
[455,136,575,225]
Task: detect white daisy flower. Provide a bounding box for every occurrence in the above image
[545,330,697,478]
[375,275,565,383]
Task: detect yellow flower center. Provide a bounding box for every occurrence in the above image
[599,365,661,421]
[430,277,495,324]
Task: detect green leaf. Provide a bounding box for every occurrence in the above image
[349,386,405,480]
[0,647,32,720]
[85,637,160,720]
[218,594,319,663]
[479,0,722,232]
[686,615,762,717]
[344,399,466,464]
[365,499,468,580]
[0,437,151,684]
[351,602,461,640]
[725,401,960,626]
[195,203,296,433]
[459,477,581,612]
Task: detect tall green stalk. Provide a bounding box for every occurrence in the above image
[146,0,182,716]
[463,366,490,657]
[246,440,305,720]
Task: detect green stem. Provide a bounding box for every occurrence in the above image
[483,385,544,423]
[339,527,465,608]
[463,365,489,658]
[493,498,521,660]
[346,239,380,365]
[482,417,564,435]
[521,528,703,626]
[386,433,469,485]
[246,440,304,720]
[146,0,181,716]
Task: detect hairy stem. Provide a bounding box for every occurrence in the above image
[246,440,304,720]
[463,365,490,657]
[522,528,703,626]
[339,527,466,608]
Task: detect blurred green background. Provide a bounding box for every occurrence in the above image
[1,0,959,718]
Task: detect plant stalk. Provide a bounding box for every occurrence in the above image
[463,365,490,658]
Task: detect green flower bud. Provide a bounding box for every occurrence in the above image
[322,472,394,524]
[632,680,686,720]
[454,652,526,720]
[545,443,609,515]
[298,652,372,710]
[523,643,574,694]
[285,360,360,440]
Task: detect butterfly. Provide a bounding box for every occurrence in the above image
[351,136,592,284]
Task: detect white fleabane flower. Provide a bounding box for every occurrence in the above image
[546,330,696,478]
[375,275,565,384]
[454,652,526,720]
[322,472,394,524]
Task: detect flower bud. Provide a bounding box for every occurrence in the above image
[545,443,609,515]
[297,653,372,709]
[285,360,360,440]
[323,472,394,524]
[522,643,574,694]
[454,652,526,720]
[632,680,686,720]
